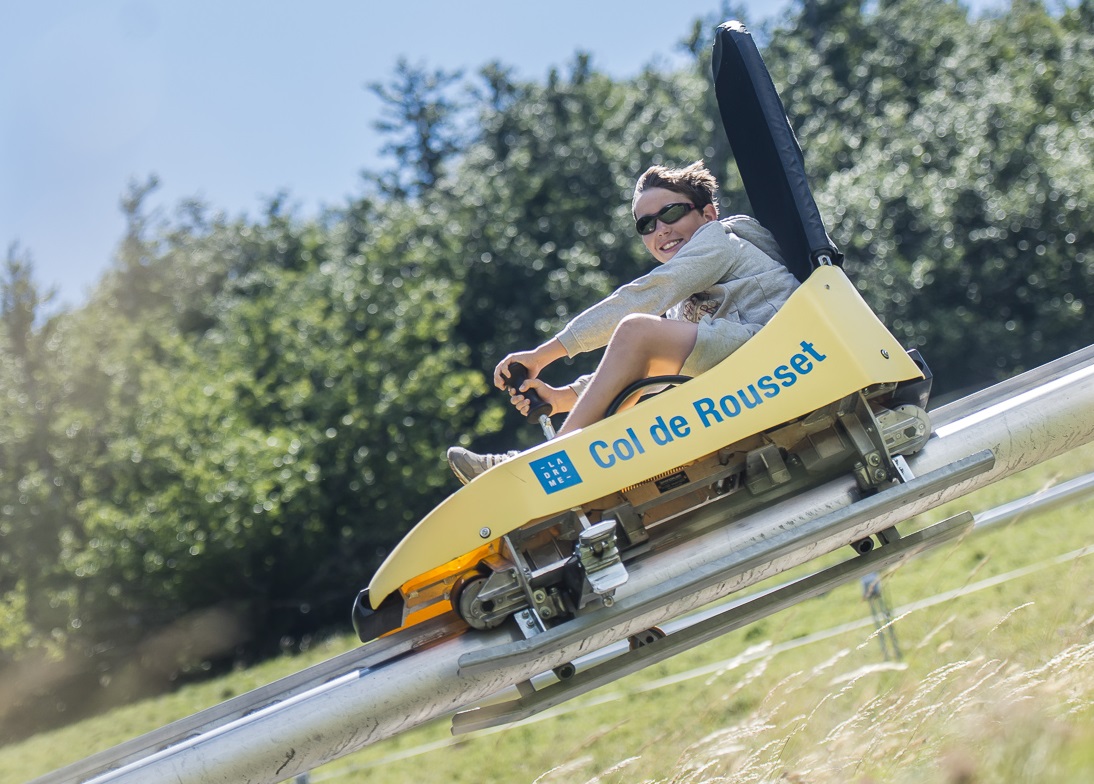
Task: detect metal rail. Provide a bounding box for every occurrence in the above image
[29,615,466,784]
[32,345,1094,784]
[451,510,975,733]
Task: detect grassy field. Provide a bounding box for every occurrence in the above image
[5,442,1094,784]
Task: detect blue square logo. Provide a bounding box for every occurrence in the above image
[530,451,583,495]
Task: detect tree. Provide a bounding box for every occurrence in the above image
[0,246,63,659]
[768,0,1093,393]
[367,59,466,198]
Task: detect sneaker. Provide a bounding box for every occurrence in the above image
[447,447,520,485]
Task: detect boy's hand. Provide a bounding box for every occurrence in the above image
[493,338,567,391]
[508,379,577,417]
[494,349,544,391]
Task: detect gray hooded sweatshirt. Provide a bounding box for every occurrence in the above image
[555,215,800,394]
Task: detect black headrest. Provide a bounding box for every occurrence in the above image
[713,21,843,282]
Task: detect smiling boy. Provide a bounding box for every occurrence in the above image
[448,161,801,484]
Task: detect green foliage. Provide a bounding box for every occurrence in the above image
[0,0,1091,736]
[368,59,467,198]
[61,199,489,655]
[767,0,1094,389]
[0,246,68,661]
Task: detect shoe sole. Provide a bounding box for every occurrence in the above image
[447,455,473,486]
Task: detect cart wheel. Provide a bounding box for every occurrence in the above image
[628,626,666,650]
[454,574,506,630]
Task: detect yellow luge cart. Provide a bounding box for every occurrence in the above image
[352,21,932,645]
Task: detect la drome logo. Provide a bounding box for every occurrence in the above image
[530,451,583,495]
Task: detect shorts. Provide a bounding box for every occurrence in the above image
[679,318,756,378]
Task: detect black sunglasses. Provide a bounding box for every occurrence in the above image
[635,202,697,235]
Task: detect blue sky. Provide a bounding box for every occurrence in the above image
[2,0,1009,309]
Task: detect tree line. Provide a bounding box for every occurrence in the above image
[1,0,1091,736]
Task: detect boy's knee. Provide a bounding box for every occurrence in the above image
[613,313,661,344]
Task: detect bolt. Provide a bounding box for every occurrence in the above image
[602,595,615,607]
[479,527,491,539]
[881,349,890,359]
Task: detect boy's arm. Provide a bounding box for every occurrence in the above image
[556,222,746,355]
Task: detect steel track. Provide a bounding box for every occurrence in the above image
[29,615,466,784]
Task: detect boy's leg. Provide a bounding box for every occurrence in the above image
[558,315,698,436]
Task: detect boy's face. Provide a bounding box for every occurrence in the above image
[634,187,718,264]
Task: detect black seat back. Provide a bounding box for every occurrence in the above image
[712,21,843,282]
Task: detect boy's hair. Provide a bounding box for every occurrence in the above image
[632,161,720,218]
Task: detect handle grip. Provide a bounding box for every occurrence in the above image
[505,363,553,422]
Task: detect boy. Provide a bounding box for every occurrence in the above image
[448,161,800,484]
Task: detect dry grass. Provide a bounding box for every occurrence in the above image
[654,629,1094,783]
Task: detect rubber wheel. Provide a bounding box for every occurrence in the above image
[454,574,506,631]
[628,626,667,651]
